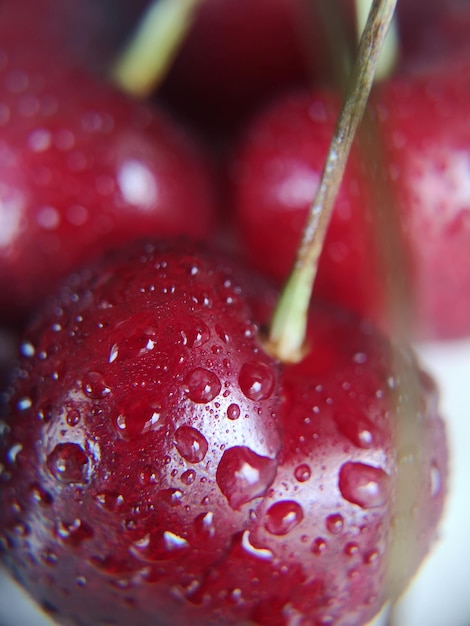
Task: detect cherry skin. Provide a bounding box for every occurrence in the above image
[158,0,320,137]
[0,240,284,626]
[228,90,382,327]
[371,72,470,338]
[0,240,447,625]
[0,43,217,321]
[229,80,470,339]
[181,305,448,626]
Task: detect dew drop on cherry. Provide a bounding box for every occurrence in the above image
[82,371,110,399]
[56,518,94,546]
[66,409,80,427]
[264,500,304,536]
[345,542,359,557]
[339,462,391,508]
[94,491,125,512]
[294,463,311,482]
[131,530,189,562]
[194,511,215,538]
[174,426,208,463]
[311,537,328,555]
[46,443,89,484]
[181,469,196,485]
[238,362,275,401]
[335,413,380,449]
[326,513,344,534]
[30,483,53,506]
[227,403,240,420]
[215,446,277,510]
[185,368,221,403]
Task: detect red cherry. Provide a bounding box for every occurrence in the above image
[229,90,382,325]
[158,0,321,136]
[372,72,470,338]
[190,307,447,625]
[0,240,447,625]
[0,43,217,320]
[230,78,470,338]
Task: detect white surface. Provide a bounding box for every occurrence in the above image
[0,339,469,626]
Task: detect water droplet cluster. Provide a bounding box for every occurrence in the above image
[0,246,448,626]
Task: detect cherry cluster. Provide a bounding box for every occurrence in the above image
[0,1,462,625]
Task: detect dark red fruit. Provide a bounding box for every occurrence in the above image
[0,241,447,625]
[230,80,470,338]
[371,72,470,338]
[158,0,320,136]
[0,44,216,320]
[229,90,382,326]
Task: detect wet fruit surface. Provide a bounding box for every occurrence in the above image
[0,41,216,320]
[0,241,447,625]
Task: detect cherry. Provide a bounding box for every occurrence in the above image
[371,72,470,338]
[229,72,470,339]
[184,306,448,625]
[228,89,381,326]
[0,39,217,321]
[0,238,447,625]
[0,240,284,625]
[0,2,450,624]
[157,0,319,136]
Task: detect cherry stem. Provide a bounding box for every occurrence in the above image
[266,0,397,363]
[111,0,203,97]
[355,0,400,80]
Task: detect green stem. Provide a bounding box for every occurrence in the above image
[266,0,397,363]
[355,0,400,80]
[111,0,203,97]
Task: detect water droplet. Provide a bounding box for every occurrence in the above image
[181,469,196,485]
[238,362,275,401]
[30,483,53,506]
[345,542,359,557]
[194,511,215,538]
[138,466,158,485]
[364,548,380,565]
[20,341,35,357]
[181,319,210,348]
[7,443,23,463]
[56,519,94,546]
[215,325,230,343]
[311,537,327,555]
[159,488,183,506]
[46,443,89,484]
[216,446,277,510]
[185,368,221,403]
[326,513,344,534]
[40,549,58,566]
[294,464,311,482]
[66,409,80,427]
[339,462,391,508]
[227,403,240,420]
[17,397,32,411]
[82,371,110,399]
[174,426,208,463]
[116,397,162,438]
[264,500,304,535]
[241,530,273,560]
[335,413,380,449]
[131,530,189,562]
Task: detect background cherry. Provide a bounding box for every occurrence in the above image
[0,38,217,321]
